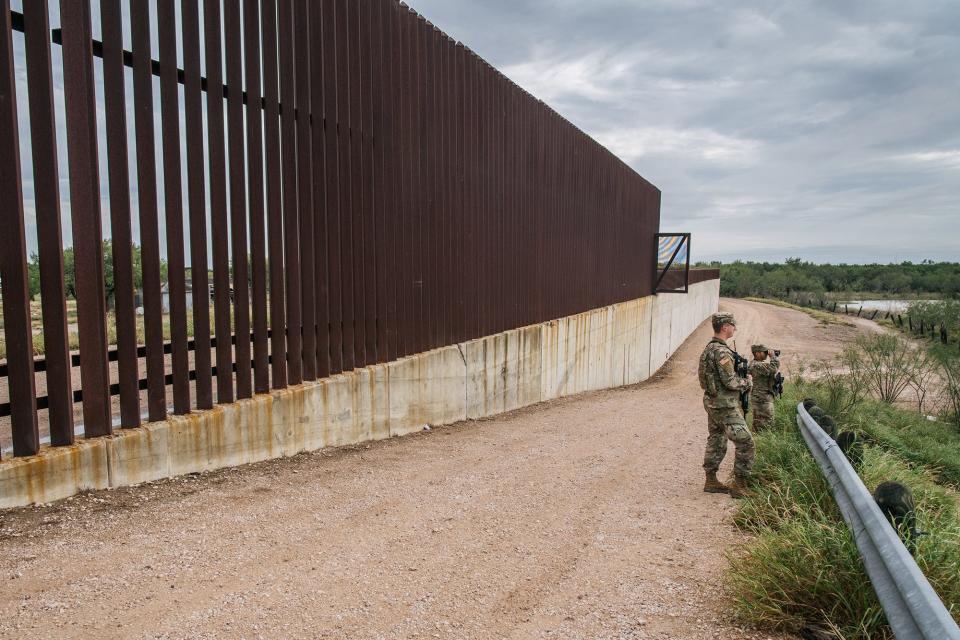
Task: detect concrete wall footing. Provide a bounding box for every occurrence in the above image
[0,281,719,509]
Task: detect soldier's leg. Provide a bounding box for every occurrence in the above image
[702,400,728,473]
[722,409,756,479]
[752,401,774,432]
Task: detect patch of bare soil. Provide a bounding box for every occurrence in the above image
[0,298,874,639]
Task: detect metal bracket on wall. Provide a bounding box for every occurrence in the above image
[654,232,691,294]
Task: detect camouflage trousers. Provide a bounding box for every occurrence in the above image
[702,397,755,478]
[751,399,775,432]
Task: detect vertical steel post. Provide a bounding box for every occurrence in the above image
[335,0,355,370]
[322,0,344,374]
[347,0,367,367]
[204,0,235,403]
[360,0,378,364]
[181,0,213,408]
[23,0,72,443]
[0,0,39,456]
[224,0,252,398]
[102,0,143,425]
[279,0,303,384]
[309,0,331,379]
[61,0,112,435]
[158,0,191,414]
[262,0,287,390]
[245,0,270,394]
[294,0,317,381]
[131,0,168,421]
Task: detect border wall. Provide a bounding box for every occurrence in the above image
[0,278,718,509]
[0,0,659,458]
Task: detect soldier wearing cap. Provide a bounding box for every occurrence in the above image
[697,312,755,498]
[749,344,780,432]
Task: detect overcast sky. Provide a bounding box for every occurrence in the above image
[9,1,958,266]
[408,0,960,264]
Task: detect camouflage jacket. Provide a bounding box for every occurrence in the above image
[698,338,751,409]
[749,355,780,401]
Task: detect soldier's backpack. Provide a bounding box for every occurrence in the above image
[698,349,717,396]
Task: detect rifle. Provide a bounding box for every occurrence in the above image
[773,372,784,398]
[731,341,750,414]
[771,348,784,398]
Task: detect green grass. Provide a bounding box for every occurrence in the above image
[855,403,960,489]
[797,378,960,489]
[744,297,853,327]
[729,384,960,638]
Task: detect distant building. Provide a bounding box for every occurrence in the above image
[131,280,214,315]
[160,281,200,313]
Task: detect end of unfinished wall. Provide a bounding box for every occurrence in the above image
[0,280,720,509]
[649,279,720,372]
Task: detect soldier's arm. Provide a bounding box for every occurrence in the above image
[716,352,751,392]
[766,350,781,371]
[752,360,779,375]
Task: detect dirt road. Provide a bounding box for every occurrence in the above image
[0,299,873,639]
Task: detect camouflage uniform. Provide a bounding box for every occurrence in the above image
[698,336,755,478]
[749,344,780,432]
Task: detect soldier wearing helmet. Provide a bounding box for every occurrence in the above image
[749,344,780,432]
[697,312,755,498]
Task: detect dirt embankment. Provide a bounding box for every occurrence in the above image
[0,298,874,640]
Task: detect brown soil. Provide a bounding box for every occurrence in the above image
[0,298,875,639]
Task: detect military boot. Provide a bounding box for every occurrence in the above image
[728,474,752,499]
[703,471,730,494]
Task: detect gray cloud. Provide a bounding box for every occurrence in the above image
[411,0,960,263]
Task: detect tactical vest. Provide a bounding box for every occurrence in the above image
[699,339,741,409]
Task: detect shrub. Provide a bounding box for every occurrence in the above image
[933,345,960,428]
[907,300,960,334]
[805,357,868,418]
[846,334,920,404]
[803,377,960,488]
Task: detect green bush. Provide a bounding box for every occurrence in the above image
[705,259,960,299]
[907,300,960,332]
[851,400,960,488]
[933,345,960,428]
[797,375,960,488]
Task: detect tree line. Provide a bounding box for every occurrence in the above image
[26,241,168,302]
[697,258,960,299]
[21,251,960,303]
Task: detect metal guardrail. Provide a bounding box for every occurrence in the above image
[796,403,960,639]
